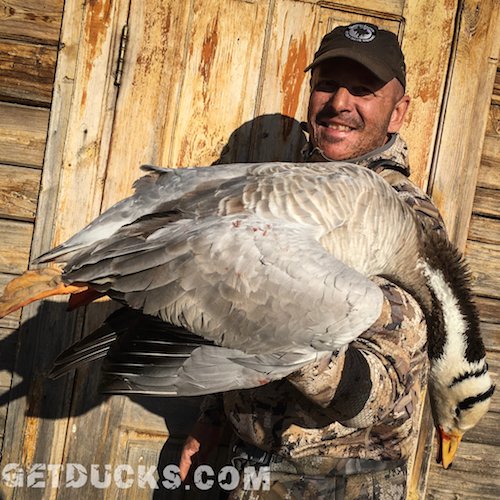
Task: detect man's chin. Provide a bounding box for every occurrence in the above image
[316,146,356,161]
[313,135,359,161]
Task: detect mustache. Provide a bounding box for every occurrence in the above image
[315,109,363,129]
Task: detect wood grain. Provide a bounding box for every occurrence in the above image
[0,219,32,275]
[468,215,500,244]
[476,296,500,324]
[427,441,500,499]
[99,0,192,208]
[477,157,500,189]
[485,103,500,137]
[428,0,500,248]
[0,164,41,221]
[0,2,131,496]
[481,322,500,352]
[0,0,63,45]
[472,187,500,218]
[401,0,458,189]
[0,102,49,168]
[482,134,500,164]
[468,215,500,245]
[0,39,57,106]
[465,240,500,297]
[165,0,270,168]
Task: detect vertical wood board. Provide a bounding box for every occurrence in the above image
[166,0,271,168]
[48,0,131,247]
[98,0,192,209]
[429,0,500,247]
[400,0,458,189]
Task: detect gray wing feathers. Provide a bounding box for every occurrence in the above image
[64,215,383,353]
[34,163,255,264]
[39,162,419,394]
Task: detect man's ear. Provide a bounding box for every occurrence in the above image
[388,94,410,133]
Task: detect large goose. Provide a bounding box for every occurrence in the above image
[0,162,494,469]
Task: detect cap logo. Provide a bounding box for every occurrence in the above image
[344,23,376,43]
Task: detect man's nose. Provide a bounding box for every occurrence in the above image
[328,86,354,111]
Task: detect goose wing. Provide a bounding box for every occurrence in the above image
[37,162,420,395]
[62,213,383,355]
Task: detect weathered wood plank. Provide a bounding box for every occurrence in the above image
[468,214,500,245]
[0,39,57,106]
[0,299,86,500]
[477,156,500,189]
[492,68,500,105]
[44,0,130,248]
[429,0,500,248]
[122,396,201,437]
[0,332,16,387]
[252,1,319,163]
[99,0,192,208]
[0,102,49,168]
[481,134,500,165]
[0,3,132,497]
[164,0,270,168]
[117,435,164,499]
[401,0,458,189]
[476,296,500,324]
[472,187,500,217]
[465,240,500,297]
[0,0,64,45]
[0,325,17,387]
[0,326,17,341]
[0,164,41,221]
[427,441,500,499]
[0,219,32,275]
[481,322,500,352]
[298,0,405,15]
[485,103,500,137]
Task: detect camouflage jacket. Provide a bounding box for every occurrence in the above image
[198,134,446,476]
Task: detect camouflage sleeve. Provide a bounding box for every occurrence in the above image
[196,394,227,427]
[379,169,447,237]
[287,277,427,428]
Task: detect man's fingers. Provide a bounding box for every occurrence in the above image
[179,435,201,482]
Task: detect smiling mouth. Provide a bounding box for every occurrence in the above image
[320,122,355,132]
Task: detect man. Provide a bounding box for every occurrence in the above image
[180,23,445,498]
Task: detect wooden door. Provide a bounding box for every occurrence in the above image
[0,0,497,498]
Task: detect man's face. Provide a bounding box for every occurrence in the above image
[307,58,409,160]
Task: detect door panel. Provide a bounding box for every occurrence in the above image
[1,1,474,499]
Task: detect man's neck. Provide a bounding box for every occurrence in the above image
[305,134,397,164]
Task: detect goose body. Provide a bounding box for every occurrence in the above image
[0,161,493,468]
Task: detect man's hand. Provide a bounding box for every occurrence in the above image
[179,422,224,482]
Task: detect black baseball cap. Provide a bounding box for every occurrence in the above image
[305,23,406,89]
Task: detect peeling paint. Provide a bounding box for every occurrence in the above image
[199,15,219,92]
[281,34,308,137]
[81,0,112,108]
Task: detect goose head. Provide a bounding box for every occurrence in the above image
[418,234,495,469]
[428,357,493,469]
